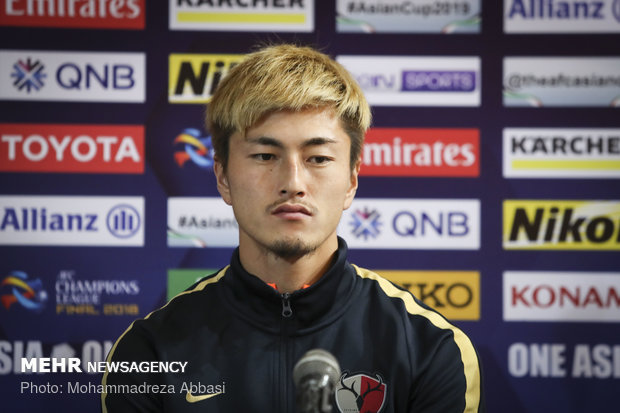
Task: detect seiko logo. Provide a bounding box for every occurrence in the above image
[383,270,480,320]
[507,0,605,20]
[404,282,474,309]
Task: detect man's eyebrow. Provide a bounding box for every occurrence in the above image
[246,136,337,148]
[302,137,337,148]
[246,136,284,148]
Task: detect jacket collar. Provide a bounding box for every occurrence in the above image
[221,237,359,334]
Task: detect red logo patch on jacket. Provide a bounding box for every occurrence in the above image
[335,372,386,413]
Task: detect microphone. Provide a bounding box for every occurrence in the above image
[293,349,341,413]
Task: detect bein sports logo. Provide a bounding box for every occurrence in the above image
[350,207,382,240]
[173,128,214,169]
[402,70,476,92]
[11,58,46,93]
[0,271,47,312]
[106,204,140,239]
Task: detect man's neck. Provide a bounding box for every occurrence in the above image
[238,235,338,294]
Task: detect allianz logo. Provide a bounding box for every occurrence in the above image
[0,204,140,239]
[506,0,617,21]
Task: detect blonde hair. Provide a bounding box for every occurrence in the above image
[206,44,371,169]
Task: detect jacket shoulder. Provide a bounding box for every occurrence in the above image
[351,264,484,412]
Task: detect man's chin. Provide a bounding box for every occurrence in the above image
[269,238,318,260]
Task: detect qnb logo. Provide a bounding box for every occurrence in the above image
[173,128,214,169]
[106,204,140,239]
[350,207,382,240]
[393,211,471,237]
[335,373,387,413]
[401,70,476,92]
[11,58,46,93]
[0,271,47,312]
[56,63,136,90]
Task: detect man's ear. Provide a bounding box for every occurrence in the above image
[344,159,361,210]
[213,158,232,205]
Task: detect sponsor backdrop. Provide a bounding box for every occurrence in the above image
[1,0,619,411]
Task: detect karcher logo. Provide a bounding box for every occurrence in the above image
[168,54,243,104]
[380,271,480,320]
[502,128,620,178]
[503,200,620,250]
[169,0,313,32]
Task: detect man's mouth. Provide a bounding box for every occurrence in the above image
[271,204,312,219]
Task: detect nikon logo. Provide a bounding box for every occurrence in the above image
[503,200,620,250]
[168,54,243,104]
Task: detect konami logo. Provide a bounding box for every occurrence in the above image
[0,123,144,174]
[360,128,479,177]
[0,0,145,29]
[504,271,620,322]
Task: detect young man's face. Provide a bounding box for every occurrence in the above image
[214,107,359,259]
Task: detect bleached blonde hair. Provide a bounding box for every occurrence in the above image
[206,43,371,170]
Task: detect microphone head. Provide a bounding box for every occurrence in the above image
[293,349,341,387]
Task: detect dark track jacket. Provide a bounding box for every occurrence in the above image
[102,238,484,412]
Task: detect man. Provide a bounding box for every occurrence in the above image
[102,44,484,412]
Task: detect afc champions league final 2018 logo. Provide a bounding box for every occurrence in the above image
[173,128,214,169]
[1,271,47,312]
[335,372,387,413]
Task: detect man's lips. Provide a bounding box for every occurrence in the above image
[271,204,312,219]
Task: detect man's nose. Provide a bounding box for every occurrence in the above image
[279,156,306,197]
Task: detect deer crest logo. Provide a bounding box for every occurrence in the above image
[335,372,386,413]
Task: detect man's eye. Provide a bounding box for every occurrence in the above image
[253,153,275,161]
[309,156,331,164]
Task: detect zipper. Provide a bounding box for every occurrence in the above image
[279,292,293,411]
[281,292,293,318]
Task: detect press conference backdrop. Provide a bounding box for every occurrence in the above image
[1,1,619,412]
